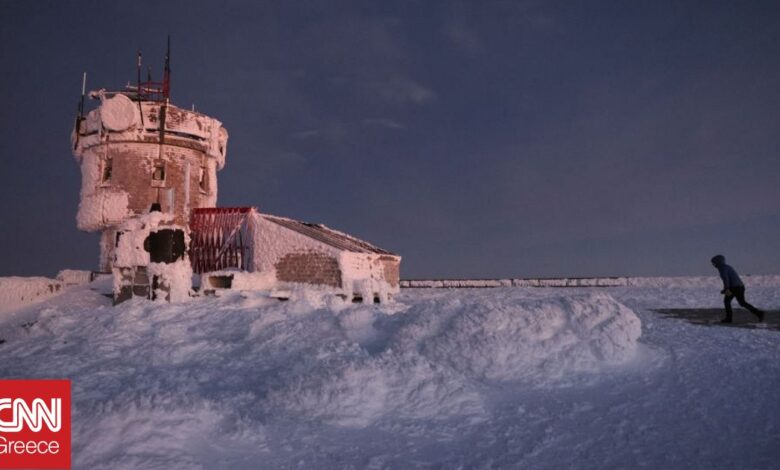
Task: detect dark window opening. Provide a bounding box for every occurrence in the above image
[208,275,233,289]
[152,163,166,182]
[102,158,113,182]
[199,166,208,192]
[144,229,186,264]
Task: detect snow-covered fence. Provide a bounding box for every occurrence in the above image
[56,269,93,287]
[402,279,513,288]
[513,278,629,287]
[401,275,780,289]
[401,278,629,288]
[0,277,63,313]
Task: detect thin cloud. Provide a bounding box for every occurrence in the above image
[291,129,321,140]
[363,118,406,130]
[368,77,436,105]
[443,20,485,56]
[290,121,350,143]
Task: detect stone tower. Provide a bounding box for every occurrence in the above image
[71,52,228,271]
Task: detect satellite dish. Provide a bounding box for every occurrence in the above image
[101,94,138,131]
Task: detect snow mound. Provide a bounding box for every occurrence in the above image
[264,342,485,427]
[245,293,487,427]
[4,279,780,468]
[394,291,642,383]
[0,285,642,467]
[260,290,640,426]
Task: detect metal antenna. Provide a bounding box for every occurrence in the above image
[136,50,142,100]
[79,72,86,117]
[163,35,171,99]
[74,72,87,150]
[136,51,145,127]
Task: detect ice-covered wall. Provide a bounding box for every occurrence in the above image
[76,151,130,231]
[72,92,228,270]
[249,214,343,279]
[113,212,174,268]
[248,213,400,299]
[73,94,228,168]
[112,212,192,302]
[0,277,63,313]
[56,270,92,286]
[339,252,400,302]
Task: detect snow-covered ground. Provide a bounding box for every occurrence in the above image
[1,279,779,469]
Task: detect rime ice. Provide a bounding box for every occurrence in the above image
[70,54,400,304]
[72,90,228,272]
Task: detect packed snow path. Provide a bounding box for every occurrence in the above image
[0,281,778,469]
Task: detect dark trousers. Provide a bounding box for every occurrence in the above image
[724,286,761,318]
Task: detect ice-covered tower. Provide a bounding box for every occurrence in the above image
[71,46,228,271]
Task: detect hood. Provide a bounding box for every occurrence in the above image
[711,254,726,267]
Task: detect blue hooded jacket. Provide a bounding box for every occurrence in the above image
[711,255,744,289]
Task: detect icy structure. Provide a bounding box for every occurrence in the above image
[0,277,62,313]
[112,212,192,303]
[72,90,228,271]
[66,52,402,303]
[246,212,401,302]
[56,269,92,286]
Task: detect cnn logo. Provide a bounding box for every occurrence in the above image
[0,398,62,433]
[0,380,70,469]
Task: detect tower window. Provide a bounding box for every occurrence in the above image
[152,162,166,182]
[101,158,113,183]
[199,166,208,192]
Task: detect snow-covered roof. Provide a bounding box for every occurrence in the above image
[262,214,398,257]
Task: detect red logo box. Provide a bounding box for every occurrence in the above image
[0,380,70,469]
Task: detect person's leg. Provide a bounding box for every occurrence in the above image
[734,286,764,321]
[723,292,735,322]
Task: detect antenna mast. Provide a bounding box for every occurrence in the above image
[136,50,142,100]
[163,35,171,99]
[79,72,86,117]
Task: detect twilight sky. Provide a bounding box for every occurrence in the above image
[1,0,778,279]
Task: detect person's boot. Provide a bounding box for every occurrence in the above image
[721,313,733,324]
[755,310,765,322]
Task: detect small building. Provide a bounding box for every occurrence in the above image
[193,208,401,303]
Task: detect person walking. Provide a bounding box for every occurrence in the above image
[710,255,764,323]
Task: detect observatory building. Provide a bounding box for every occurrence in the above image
[71,46,400,303]
[71,54,227,271]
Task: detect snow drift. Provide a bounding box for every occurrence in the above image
[5,278,780,469]
[406,291,641,383]
[3,277,780,469]
[262,289,641,429]
[0,284,640,454]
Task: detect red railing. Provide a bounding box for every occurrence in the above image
[189,207,254,274]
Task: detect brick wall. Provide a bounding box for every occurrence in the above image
[100,141,214,226]
[275,250,342,287]
[380,256,400,287]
